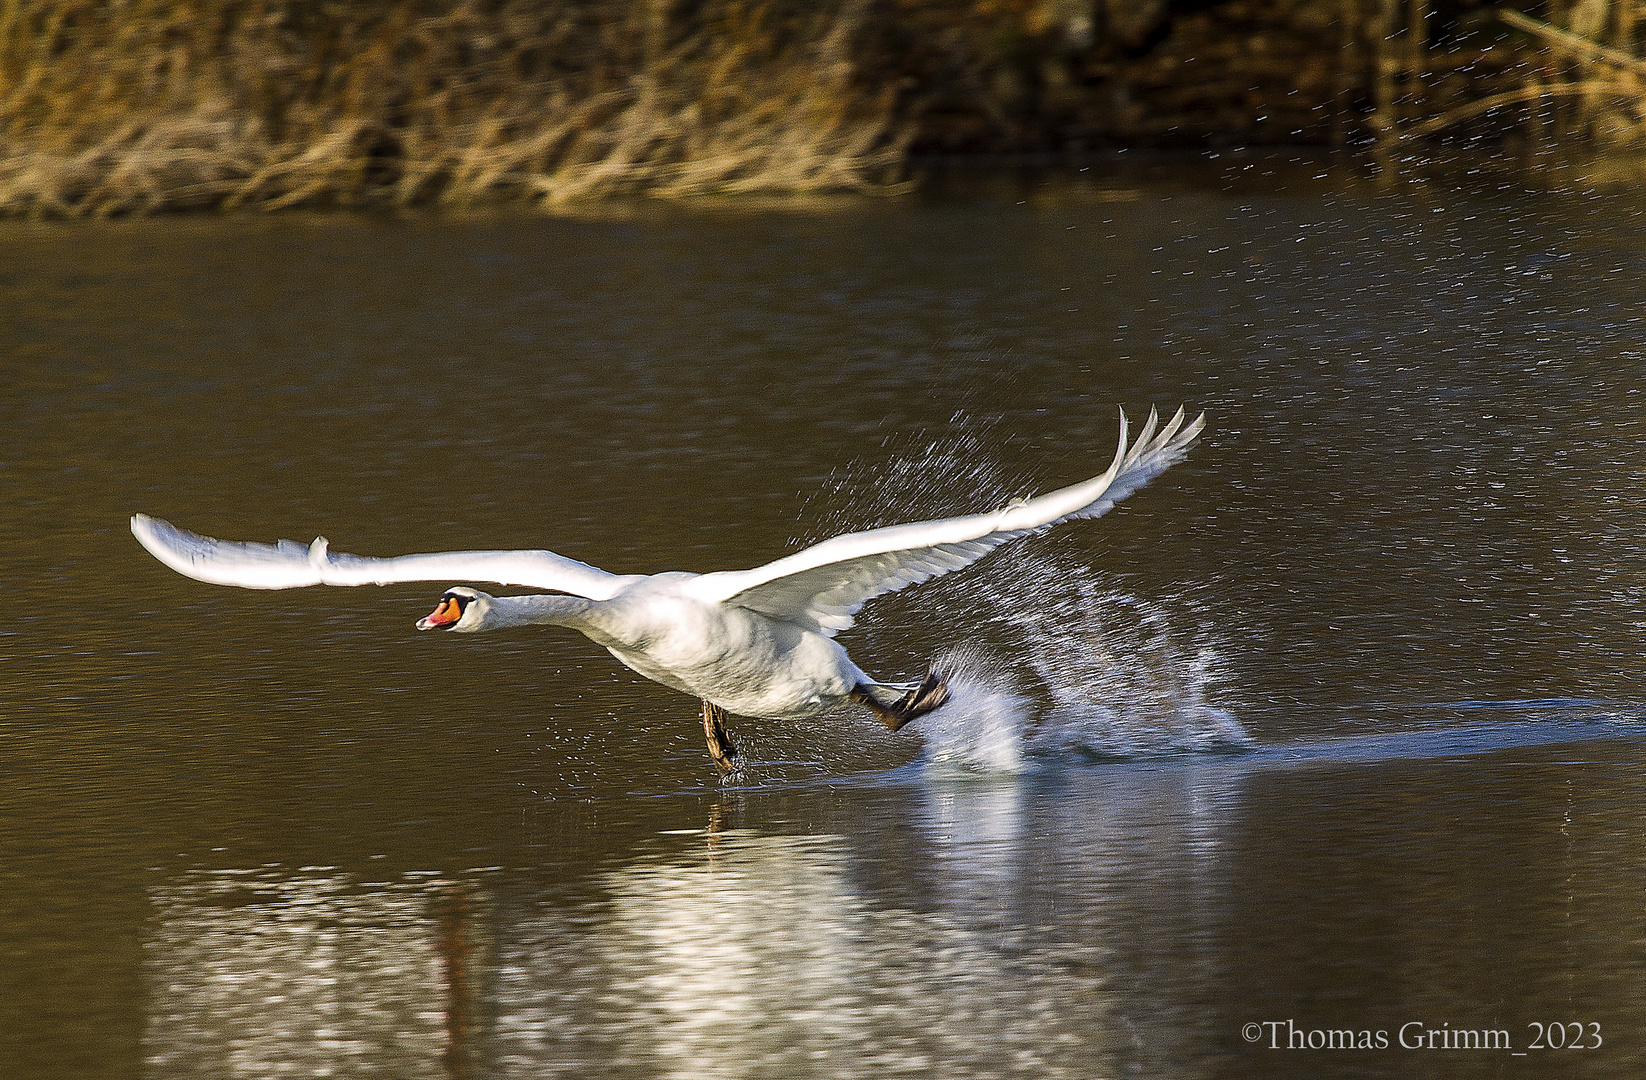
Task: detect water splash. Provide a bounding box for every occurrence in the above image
[797,413,1250,770]
[907,553,1251,770]
[993,555,1251,759]
[916,646,1032,773]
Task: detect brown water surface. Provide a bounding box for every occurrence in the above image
[4,166,1646,1077]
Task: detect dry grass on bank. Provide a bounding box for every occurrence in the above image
[6,1,1646,217]
[0,0,909,216]
[1387,4,1646,160]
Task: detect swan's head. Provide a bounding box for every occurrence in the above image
[416,587,492,633]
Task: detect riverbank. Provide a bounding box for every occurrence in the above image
[0,1,1640,217]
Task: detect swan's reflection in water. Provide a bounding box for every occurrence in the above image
[144,868,488,1080]
[495,833,1125,1078]
[495,771,1243,1077]
[145,768,1246,1078]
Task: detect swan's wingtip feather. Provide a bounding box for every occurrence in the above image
[130,512,184,556]
[1155,405,1186,443]
[131,513,211,580]
[1107,408,1131,471]
[129,513,323,589]
[131,512,168,541]
[1149,405,1206,454]
[1132,406,1161,457]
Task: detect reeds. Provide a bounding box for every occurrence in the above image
[0,0,910,216]
[4,1,1644,217]
[1361,1,1646,162]
[1483,5,1646,151]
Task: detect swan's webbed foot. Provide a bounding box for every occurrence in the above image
[701,699,738,773]
[853,670,949,732]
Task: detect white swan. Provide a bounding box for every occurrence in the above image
[131,406,1203,771]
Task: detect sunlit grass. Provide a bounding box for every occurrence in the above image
[2,1,1639,216]
[0,0,910,216]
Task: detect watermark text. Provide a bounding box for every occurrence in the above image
[1241,1019,1602,1053]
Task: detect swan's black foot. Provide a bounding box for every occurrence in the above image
[853,670,950,732]
[701,699,738,773]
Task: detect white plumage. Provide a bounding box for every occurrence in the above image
[132,406,1203,766]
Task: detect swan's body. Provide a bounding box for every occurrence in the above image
[132,407,1203,769]
[437,579,865,718]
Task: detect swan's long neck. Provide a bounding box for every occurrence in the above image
[480,593,600,631]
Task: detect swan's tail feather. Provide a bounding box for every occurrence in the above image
[854,670,950,732]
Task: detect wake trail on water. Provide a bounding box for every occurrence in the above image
[795,413,1251,772]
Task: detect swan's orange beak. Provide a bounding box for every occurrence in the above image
[417,595,464,631]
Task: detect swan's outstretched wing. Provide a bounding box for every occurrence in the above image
[686,407,1204,635]
[130,514,630,600]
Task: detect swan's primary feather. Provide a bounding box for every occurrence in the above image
[129,514,629,599]
[688,406,1203,635]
